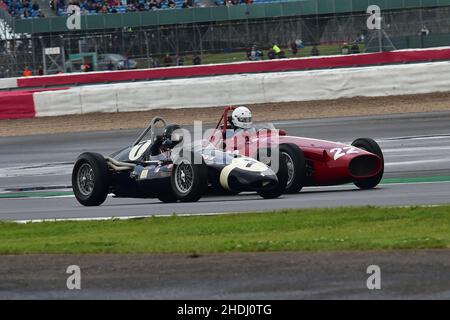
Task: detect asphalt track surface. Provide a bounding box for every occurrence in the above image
[1,111,450,300]
[1,111,450,221]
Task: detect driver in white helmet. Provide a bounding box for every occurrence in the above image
[230,106,253,133]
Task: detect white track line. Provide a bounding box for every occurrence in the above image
[385,159,450,166]
[383,146,450,153]
[11,212,236,224]
[10,203,447,224]
[378,134,450,142]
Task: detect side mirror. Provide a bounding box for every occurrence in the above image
[279,129,287,136]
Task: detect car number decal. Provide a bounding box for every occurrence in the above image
[129,141,152,161]
[330,147,359,160]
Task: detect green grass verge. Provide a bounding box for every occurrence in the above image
[1,205,449,254]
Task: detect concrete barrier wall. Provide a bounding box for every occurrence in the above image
[0,78,18,90]
[2,47,450,91]
[31,61,450,118]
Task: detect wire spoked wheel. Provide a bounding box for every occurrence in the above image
[278,144,306,194]
[174,160,194,194]
[282,151,295,189]
[77,163,95,196]
[72,152,110,206]
[170,152,207,202]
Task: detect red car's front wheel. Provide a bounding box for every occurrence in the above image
[351,138,384,190]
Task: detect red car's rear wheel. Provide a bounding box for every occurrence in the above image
[279,143,306,194]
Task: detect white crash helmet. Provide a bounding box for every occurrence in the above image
[231,106,253,129]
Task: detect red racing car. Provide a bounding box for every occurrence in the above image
[209,106,384,193]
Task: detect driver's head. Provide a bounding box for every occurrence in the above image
[231,106,253,129]
[163,124,182,146]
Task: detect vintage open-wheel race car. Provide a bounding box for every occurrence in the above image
[72,116,288,206]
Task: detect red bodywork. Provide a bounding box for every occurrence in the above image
[209,106,384,186]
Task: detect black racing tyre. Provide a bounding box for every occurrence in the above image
[171,152,208,202]
[72,152,110,206]
[157,192,178,203]
[279,143,306,194]
[351,138,384,190]
[257,151,289,199]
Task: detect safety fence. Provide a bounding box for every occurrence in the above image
[1,6,450,78]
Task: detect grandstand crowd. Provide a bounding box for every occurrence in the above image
[53,0,200,16]
[2,0,45,19]
[1,0,265,19]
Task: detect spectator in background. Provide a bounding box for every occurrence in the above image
[107,60,114,70]
[32,1,40,11]
[248,45,262,61]
[193,54,201,65]
[37,66,44,76]
[311,45,319,56]
[341,42,349,54]
[23,67,33,77]
[176,55,184,66]
[168,0,176,8]
[419,25,430,36]
[182,0,193,8]
[152,57,160,68]
[127,2,137,11]
[22,8,31,18]
[350,43,360,54]
[272,42,281,56]
[163,53,173,67]
[295,39,305,49]
[245,46,252,60]
[355,33,365,43]
[267,48,276,60]
[81,63,91,72]
[290,41,298,56]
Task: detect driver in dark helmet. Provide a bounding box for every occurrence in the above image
[148,124,182,159]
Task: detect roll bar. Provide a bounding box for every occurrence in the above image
[133,116,167,146]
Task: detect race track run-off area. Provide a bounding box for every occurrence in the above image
[0,111,450,221]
